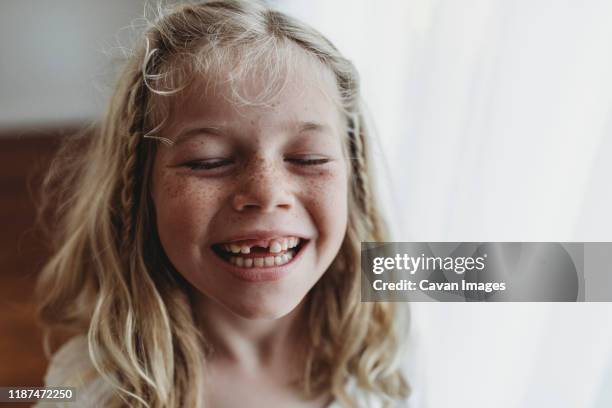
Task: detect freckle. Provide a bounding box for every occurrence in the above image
[164,181,179,199]
[205,184,224,198]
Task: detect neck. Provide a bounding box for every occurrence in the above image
[193,294,308,372]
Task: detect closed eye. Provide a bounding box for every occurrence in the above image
[285,156,331,166]
[182,158,234,170]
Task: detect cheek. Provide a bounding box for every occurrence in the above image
[302,167,349,249]
[152,168,224,260]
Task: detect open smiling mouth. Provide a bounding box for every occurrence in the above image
[211,236,307,268]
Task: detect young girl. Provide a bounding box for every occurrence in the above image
[36,1,410,406]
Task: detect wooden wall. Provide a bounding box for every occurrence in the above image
[0,128,74,388]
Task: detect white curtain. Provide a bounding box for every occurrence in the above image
[276,1,612,407]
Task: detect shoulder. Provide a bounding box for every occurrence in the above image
[34,335,114,407]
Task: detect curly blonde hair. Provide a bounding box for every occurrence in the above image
[36,1,409,406]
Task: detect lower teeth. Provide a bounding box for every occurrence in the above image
[228,251,295,268]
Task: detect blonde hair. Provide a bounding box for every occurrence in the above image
[36,1,409,406]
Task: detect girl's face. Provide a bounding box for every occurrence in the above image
[151,59,349,319]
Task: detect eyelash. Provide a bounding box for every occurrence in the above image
[184,159,233,170]
[182,157,331,171]
[286,157,331,166]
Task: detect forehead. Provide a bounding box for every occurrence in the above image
[163,49,344,135]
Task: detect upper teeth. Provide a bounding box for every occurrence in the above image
[225,237,300,254]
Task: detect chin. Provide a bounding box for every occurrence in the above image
[222,294,306,320]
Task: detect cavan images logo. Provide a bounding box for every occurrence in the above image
[361,242,584,302]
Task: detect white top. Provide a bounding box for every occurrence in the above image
[33,336,113,407]
[35,335,418,407]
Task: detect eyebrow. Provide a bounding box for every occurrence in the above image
[169,120,331,147]
[171,126,223,146]
[297,121,329,133]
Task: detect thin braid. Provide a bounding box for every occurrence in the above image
[350,113,375,240]
[119,27,166,256]
[120,76,147,257]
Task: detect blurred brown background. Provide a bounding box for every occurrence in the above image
[0,127,75,388]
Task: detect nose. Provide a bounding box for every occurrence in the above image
[231,157,295,213]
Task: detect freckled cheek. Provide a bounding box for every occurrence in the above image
[153,175,229,247]
[299,170,349,248]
